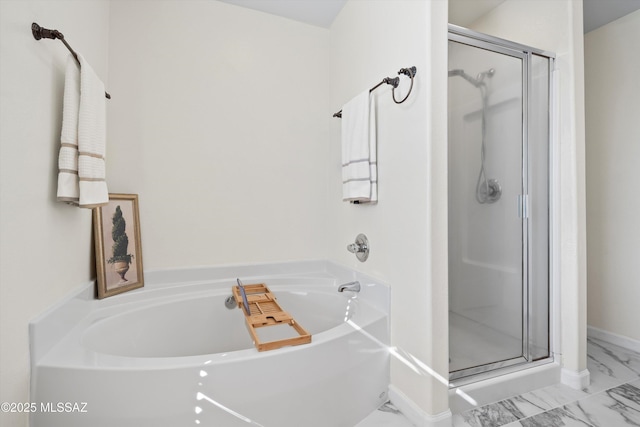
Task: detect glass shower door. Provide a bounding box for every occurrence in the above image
[448,38,526,378]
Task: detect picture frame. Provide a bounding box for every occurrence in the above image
[93,193,144,299]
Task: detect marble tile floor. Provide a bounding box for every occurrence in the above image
[357,337,640,426]
[453,337,640,427]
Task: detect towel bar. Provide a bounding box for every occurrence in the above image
[32,22,111,99]
[332,66,416,118]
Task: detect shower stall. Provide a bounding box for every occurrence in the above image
[447,25,555,381]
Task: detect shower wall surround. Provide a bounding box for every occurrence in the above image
[448,31,553,379]
[462,0,589,389]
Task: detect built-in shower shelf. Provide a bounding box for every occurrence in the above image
[463,97,520,120]
[232,283,311,352]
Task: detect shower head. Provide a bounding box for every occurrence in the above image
[448,68,495,88]
[476,68,495,83]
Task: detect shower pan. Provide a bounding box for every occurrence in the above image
[447,25,555,381]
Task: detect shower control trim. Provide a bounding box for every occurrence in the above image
[347,234,369,262]
[488,179,502,203]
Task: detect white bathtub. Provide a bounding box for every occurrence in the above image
[30,261,390,427]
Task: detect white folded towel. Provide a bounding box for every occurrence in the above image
[57,54,108,208]
[341,90,377,203]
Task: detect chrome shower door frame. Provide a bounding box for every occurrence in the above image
[448,24,556,382]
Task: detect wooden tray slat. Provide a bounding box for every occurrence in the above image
[232,283,311,352]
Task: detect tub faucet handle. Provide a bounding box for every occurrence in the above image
[347,233,369,262]
[347,243,360,253]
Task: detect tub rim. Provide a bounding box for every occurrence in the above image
[32,261,390,370]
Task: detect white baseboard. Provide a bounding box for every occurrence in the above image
[561,368,590,390]
[388,385,452,427]
[587,325,640,353]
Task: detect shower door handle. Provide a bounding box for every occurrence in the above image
[518,195,529,219]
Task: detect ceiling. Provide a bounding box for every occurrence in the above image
[218,0,640,33]
[582,0,640,32]
[217,0,347,28]
[449,0,640,33]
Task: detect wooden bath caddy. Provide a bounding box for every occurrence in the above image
[232,283,311,352]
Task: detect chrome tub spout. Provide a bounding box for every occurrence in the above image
[338,281,361,292]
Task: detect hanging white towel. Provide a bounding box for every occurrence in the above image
[341,91,377,203]
[56,54,108,208]
[57,56,81,204]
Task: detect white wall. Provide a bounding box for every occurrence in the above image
[585,10,640,342]
[329,0,450,419]
[470,0,588,384]
[110,0,453,419]
[110,0,453,415]
[0,2,110,426]
[107,1,330,270]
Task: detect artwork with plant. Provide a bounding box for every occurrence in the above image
[107,205,134,265]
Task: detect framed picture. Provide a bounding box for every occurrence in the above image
[93,193,144,299]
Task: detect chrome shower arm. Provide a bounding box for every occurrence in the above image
[448,69,484,87]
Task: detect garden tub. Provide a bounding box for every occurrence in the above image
[30,261,390,427]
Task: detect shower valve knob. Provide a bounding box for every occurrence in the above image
[347,234,369,262]
[347,243,360,253]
